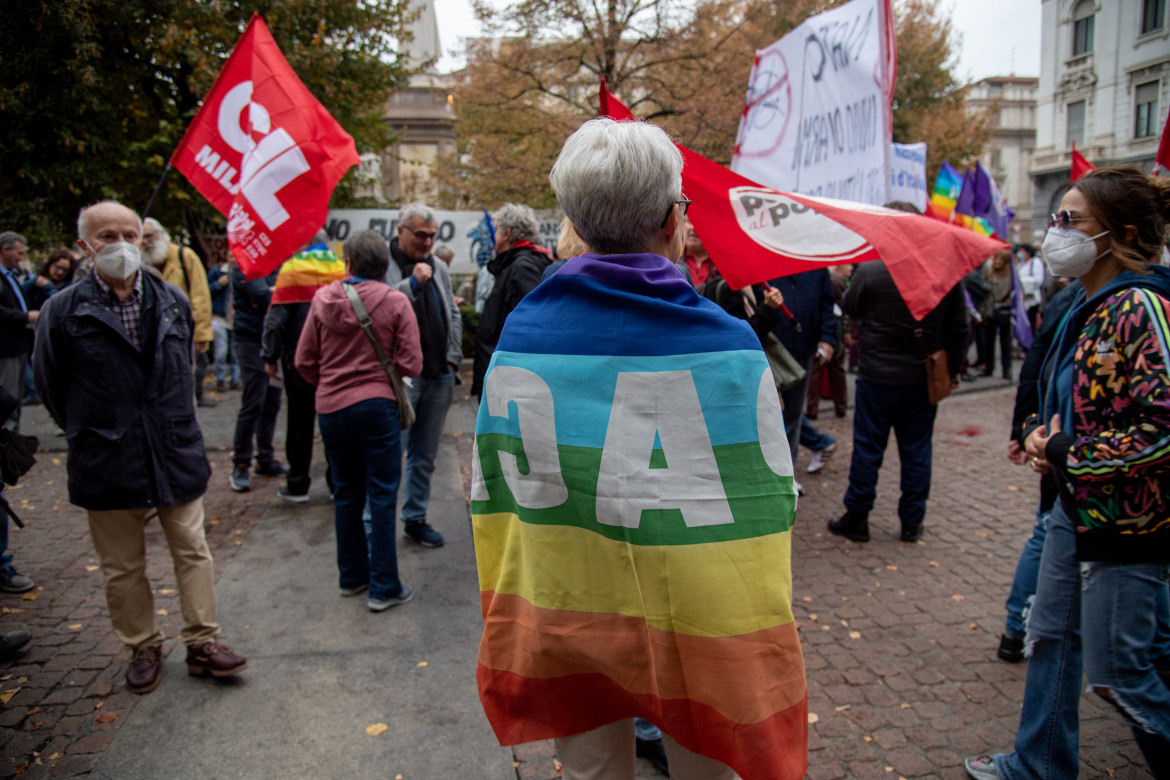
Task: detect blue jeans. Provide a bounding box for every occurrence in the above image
[401,371,455,524]
[843,378,937,530]
[779,360,814,466]
[800,415,836,452]
[318,398,405,601]
[996,503,1170,779]
[212,320,240,385]
[0,502,12,576]
[1004,506,1049,639]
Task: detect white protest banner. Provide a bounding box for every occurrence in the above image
[731,0,896,206]
[324,209,563,276]
[889,142,928,212]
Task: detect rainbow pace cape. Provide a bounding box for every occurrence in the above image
[471,252,807,780]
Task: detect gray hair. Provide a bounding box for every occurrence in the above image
[344,230,391,280]
[142,217,164,233]
[76,200,142,243]
[491,203,541,245]
[549,118,683,254]
[398,203,436,229]
[0,232,27,251]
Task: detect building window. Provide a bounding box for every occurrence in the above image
[1142,0,1166,34]
[1136,82,1159,137]
[1067,100,1086,148]
[1072,0,1094,56]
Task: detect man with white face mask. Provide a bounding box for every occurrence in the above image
[33,200,247,695]
[141,218,214,407]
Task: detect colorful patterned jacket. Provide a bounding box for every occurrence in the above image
[1032,265,1170,562]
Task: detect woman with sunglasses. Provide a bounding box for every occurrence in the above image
[966,166,1170,779]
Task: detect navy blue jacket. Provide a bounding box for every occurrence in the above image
[768,269,837,366]
[231,266,278,342]
[33,272,211,510]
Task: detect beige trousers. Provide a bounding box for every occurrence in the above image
[87,497,219,650]
[555,719,738,780]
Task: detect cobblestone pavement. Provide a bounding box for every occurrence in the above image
[1,376,1158,779]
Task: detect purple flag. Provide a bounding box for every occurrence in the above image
[1008,255,1033,350]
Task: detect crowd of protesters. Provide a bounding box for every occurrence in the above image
[1,137,1168,777]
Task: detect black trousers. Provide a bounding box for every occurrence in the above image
[282,356,317,495]
[233,339,282,468]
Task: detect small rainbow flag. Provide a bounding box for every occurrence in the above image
[270,244,345,304]
[471,253,807,780]
[930,161,963,223]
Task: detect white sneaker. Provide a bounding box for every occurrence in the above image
[807,441,838,474]
[793,479,805,496]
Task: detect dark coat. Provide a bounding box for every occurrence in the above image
[231,266,277,343]
[32,272,211,511]
[472,244,549,396]
[0,269,32,359]
[842,260,968,386]
[767,269,837,366]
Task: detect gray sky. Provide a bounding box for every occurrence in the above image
[431,0,1043,83]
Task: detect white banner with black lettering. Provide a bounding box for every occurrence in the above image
[731,0,895,207]
[888,142,928,212]
[324,209,563,276]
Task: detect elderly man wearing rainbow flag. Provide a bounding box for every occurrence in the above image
[471,118,808,780]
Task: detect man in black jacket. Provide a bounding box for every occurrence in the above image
[34,200,245,694]
[471,203,550,398]
[230,262,285,492]
[829,236,968,544]
[0,231,36,594]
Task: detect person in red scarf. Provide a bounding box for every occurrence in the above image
[471,203,551,398]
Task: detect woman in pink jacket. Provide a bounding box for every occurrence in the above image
[295,230,422,612]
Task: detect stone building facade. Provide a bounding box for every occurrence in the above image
[1029,0,1169,241]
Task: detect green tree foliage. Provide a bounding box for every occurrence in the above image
[443,0,990,208]
[1,0,413,247]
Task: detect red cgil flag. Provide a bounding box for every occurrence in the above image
[170,13,359,278]
[1071,141,1095,182]
[597,80,1005,320]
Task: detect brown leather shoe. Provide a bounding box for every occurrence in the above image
[186,641,247,677]
[126,644,163,694]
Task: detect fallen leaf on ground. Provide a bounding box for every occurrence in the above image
[158,589,175,595]
[95,712,117,723]
[52,458,61,466]
[68,624,82,631]
[802,596,812,602]
[416,661,428,668]
[1,607,25,614]
[975,531,987,538]
[13,762,28,775]
[156,610,168,616]
[553,758,563,773]
[1008,485,1019,491]
[969,623,978,629]
[29,721,44,730]
[886,565,897,571]
[94,700,104,709]
[25,706,39,715]
[835,705,850,712]
[807,713,819,723]
[0,688,19,704]
[366,723,389,736]
[900,703,911,709]
[885,767,894,773]
[929,561,939,567]
[85,565,99,572]
[809,614,818,622]
[21,592,37,601]
[863,735,873,742]
[951,594,964,602]
[849,631,861,639]
[49,753,62,760]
